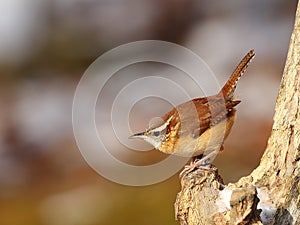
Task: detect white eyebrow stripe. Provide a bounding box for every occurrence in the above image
[151,124,167,132]
[149,115,173,132]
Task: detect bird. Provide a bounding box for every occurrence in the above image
[129,50,255,177]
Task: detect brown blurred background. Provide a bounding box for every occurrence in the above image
[0,1,298,225]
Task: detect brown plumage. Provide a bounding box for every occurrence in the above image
[130,50,255,159]
[220,49,255,100]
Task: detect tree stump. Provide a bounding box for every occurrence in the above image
[175,2,300,224]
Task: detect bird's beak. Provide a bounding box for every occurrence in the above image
[129,132,146,139]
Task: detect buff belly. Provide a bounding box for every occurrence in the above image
[161,113,236,157]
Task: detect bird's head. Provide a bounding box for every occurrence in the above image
[129,116,173,149]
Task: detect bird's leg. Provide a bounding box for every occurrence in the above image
[179,150,219,178]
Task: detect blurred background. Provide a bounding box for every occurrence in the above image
[0,0,298,225]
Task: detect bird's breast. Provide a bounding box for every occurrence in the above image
[158,112,236,157]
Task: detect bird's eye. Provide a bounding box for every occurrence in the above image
[153,131,160,136]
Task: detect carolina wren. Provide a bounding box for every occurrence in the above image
[130,50,255,176]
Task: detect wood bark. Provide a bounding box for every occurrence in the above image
[175,2,300,225]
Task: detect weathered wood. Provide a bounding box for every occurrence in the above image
[175,2,300,224]
[175,167,262,224]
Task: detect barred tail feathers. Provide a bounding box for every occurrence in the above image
[220,49,255,100]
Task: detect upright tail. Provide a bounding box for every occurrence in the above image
[219,49,255,100]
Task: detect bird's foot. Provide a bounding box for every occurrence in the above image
[179,151,217,178]
[179,159,212,178]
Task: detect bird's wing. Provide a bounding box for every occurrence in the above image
[171,97,240,138]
